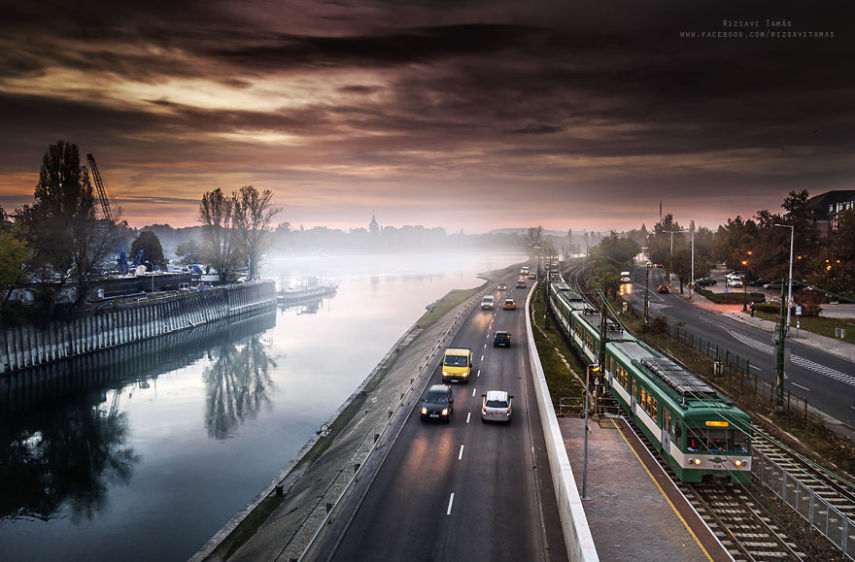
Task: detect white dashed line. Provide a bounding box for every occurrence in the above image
[749,364,762,371]
[466,412,471,423]
[447,493,455,515]
[792,382,811,391]
[480,354,484,361]
[458,445,464,460]
[472,387,477,397]
[476,369,480,378]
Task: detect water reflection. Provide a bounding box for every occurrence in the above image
[0,393,138,522]
[0,310,277,522]
[204,336,275,439]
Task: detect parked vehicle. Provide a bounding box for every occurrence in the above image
[694,277,716,287]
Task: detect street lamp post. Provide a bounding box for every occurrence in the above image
[582,363,599,499]
[690,220,695,298]
[774,224,795,329]
[741,251,751,312]
[643,262,652,332]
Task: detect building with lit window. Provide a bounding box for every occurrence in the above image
[806,190,855,237]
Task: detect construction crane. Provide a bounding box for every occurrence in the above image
[86,153,114,223]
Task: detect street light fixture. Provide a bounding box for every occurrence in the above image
[582,363,599,500]
[774,224,795,328]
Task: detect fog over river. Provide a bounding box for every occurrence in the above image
[0,251,524,561]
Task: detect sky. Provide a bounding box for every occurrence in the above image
[0,0,853,233]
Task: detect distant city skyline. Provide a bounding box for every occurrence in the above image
[1,1,852,233]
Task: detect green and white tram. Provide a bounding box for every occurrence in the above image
[548,279,752,484]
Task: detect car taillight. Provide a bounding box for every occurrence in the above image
[482,407,486,414]
[507,407,511,413]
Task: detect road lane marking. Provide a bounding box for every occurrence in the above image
[476,369,480,378]
[483,343,487,350]
[472,387,477,397]
[458,445,464,460]
[749,364,762,371]
[480,354,484,361]
[726,329,855,387]
[466,412,471,423]
[792,382,811,391]
[447,493,455,515]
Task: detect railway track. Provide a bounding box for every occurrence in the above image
[752,425,855,520]
[561,263,852,561]
[621,413,804,561]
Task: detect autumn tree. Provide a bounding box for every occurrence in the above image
[588,231,640,296]
[524,226,543,254]
[233,185,280,280]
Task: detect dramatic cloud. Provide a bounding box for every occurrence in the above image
[0,0,853,232]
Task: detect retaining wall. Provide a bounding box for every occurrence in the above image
[0,281,276,375]
[524,283,599,562]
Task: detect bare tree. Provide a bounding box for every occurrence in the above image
[233,186,280,280]
[199,188,238,283]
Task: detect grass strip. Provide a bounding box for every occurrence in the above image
[753,310,855,345]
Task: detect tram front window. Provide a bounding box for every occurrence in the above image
[686,428,749,454]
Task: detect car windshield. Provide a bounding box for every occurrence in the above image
[444,355,468,367]
[686,427,749,454]
[495,333,508,339]
[485,399,507,408]
[482,297,494,302]
[425,392,448,404]
[504,300,514,304]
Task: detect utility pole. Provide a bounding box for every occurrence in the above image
[776,280,786,410]
[643,262,651,332]
[774,224,795,329]
[690,220,695,298]
[597,290,608,416]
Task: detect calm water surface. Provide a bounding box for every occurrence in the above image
[0,251,523,561]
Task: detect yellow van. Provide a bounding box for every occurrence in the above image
[442,348,473,384]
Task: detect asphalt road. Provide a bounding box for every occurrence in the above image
[623,266,855,427]
[330,273,568,562]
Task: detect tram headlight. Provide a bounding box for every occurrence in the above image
[734,459,744,467]
[688,458,701,466]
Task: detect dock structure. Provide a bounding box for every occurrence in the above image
[0,281,276,374]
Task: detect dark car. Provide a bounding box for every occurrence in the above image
[497,283,508,291]
[516,279,526,288]
[421,384,453,423]
[657,284,669,294]
[493,330,511,347]
[764,280,806,291]
[694,277,716,287]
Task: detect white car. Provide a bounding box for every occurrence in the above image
[480,295,496,310]
[481,390,513,424]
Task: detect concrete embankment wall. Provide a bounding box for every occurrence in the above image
[524,283,599,562]
[0,281,276,375]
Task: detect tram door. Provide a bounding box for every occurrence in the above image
[661,409,671,453]
[630,378,637,415]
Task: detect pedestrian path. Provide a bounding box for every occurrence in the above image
[559,415,729,562]
[678,291,855,363]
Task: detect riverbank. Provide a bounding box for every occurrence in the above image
[192,266,518,561]
[0,281,275,374]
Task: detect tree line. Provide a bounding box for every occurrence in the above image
[0,141,280,324]
[587,189,855,303]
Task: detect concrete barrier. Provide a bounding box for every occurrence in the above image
[0,281,276,375]
[524,282,599,562]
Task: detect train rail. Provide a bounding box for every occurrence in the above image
[560,263,851,561]
[621,414,804,561]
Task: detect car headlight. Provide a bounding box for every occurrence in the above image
[442,371,449,376]
[421,407,428,414]
[441,408,448,416]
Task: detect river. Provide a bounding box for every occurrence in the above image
[0,251,524,561]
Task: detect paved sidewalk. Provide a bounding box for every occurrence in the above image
[679,291,855,364]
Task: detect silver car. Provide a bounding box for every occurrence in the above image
[481,390,513,424]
